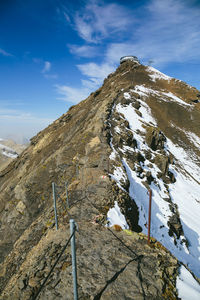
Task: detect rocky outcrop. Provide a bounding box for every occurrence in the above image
[0,222,180,300]
[145,127,166,151]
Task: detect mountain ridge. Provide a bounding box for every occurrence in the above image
[0,60,200,299]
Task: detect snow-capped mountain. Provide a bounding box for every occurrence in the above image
[0,139,18,158]
[0,138,26,171]
[0,58,200,299]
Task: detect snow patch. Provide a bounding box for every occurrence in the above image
[124,92,131,99]
[177,265,200,300]
[107,201,129,229]
[146,66,172,81]
[186,132,200,148]
[109,151,116,160]
[166,138,200,182]
[133,85,191,108]
[0,143,18,158]
[2,151,18,158]
[162,91,191,106]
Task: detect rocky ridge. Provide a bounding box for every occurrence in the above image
[0,60,200,299]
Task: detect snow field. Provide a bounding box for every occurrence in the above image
[107,88,200,295]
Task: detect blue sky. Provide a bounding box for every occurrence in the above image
[1,0,200,142]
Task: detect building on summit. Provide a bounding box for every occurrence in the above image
[120,55,140,64]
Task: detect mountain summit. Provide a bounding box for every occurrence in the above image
[0,59,200,299]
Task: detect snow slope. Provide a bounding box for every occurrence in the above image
[146,66,172,82]
[177,265,200,300]
[106,83,200,295]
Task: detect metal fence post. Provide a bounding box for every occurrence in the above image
[148,189,152,245]
[70,219,78,300]
[52,182,58,230]
[65,181,69,208]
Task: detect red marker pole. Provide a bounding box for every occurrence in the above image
[148,189,152,246]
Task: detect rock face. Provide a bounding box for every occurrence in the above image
[0,60,200,299]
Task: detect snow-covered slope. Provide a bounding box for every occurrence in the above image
[106,65,200,296]
[0,138,27,171]
[0,141,18,159]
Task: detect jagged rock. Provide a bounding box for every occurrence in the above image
[154,154,169,175]
[132,100,141,110]
[146,171,154,184]
[135,109,142,117]
[112,130,135,148]
[168,170,176,183]
[145,126,166,151]
[120,97,132,106]
[144,150,152,160]
[168,214,183,239]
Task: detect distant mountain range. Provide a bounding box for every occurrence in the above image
[0,139,27,171]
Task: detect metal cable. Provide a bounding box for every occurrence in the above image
[32,230,76,300]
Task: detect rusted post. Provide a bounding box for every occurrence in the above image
[148,189,152,245]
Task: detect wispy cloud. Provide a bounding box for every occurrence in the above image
[66,0,200,66]
[0,48,13,57]
[104,0,200,66]
[71,1,134,43]
[33,59,57,79]
[130,0,200,66]
[42,61,51,73]
[60,0,200,103]
[56,62,115,103]
[55,84,91,104]
[68,44,100,57]
[77,62,115,83]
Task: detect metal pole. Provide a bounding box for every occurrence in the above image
[70,219,78,300]
[148,189,152,245]
[65,181,69,208]
[52,182,58,230]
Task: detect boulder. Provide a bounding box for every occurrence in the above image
[145,127,166,151]
[155,154,169,175]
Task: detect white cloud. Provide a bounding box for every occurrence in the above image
[42,61,51,73]
[59,0,200,105]
[73,1,134,43]
[56,62,115,104]
[67,0,200,67]
[77,62,115,82]
[105,0,200,67]
[68,44,100,57]
[55,84,92,104]
[0,48,13,57]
